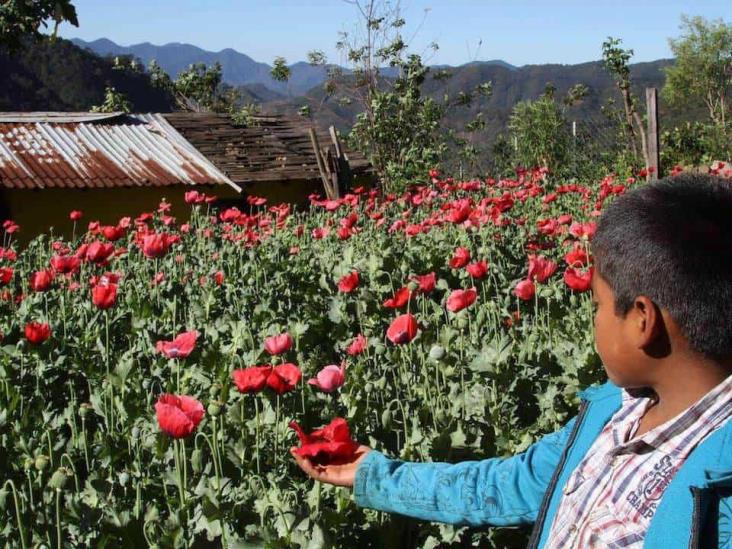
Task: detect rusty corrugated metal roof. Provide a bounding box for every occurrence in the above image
[0,113,241,192]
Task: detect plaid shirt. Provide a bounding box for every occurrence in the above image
[545,374,732,548]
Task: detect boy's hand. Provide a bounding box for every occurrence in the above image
[289,445,372,487]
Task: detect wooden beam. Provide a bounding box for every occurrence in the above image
[646,87,660,180]
[308,127,336,199]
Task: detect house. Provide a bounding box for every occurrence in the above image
[0,112,240,240]
[163,112,373,205]
[0,111,373,242]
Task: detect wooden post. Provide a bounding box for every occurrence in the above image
[329,125,353,195]
[646,87,660,180]
[308,127,337,199]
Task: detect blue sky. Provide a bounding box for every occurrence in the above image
[59,1,730,66]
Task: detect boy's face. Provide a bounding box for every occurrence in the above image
[591,270,654,389]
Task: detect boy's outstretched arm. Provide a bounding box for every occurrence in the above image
[291,416,578,527]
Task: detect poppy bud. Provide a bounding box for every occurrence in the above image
[381,408,392,429]
[191,448,203,473]
[79,403,92,418]
[34,455,49,471]
[23,458,34,470]
[207,401,223,417]
[48,468,68,490]
[429,345,446,360]
[407,280,419,292]
[118,472,130,487]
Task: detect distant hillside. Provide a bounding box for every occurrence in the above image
[71,38,339,96]
[71,37,517,96]
[263,58,694,140]
[0,38,174,112]
[3,37,702,155]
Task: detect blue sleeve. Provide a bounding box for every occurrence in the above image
[353,416,577,526]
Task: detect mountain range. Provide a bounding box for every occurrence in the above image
[4,37,703,147]
[70,38,517,96]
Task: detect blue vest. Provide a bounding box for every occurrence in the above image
[354,381,732,547]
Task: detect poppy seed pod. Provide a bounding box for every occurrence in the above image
[429,345,446,360]
[207,401,223,417]
[48,468,68,491]
[34,455,49,471]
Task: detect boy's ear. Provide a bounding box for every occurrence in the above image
[632,295,670,357]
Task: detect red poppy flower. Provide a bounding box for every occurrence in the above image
[50,255,80,274]
[0,266,13,285]
[101,225,126,242]
[337,271,359,293]
[289,417,359,464]
[383,286,411,309]
[266,363,302,394]
[386,314,419,344]
[92,283,117,309]
[184,190,205,204]
[264,333,293,355]
[69,210,83,221]
[154,394,204,439]
[446,288,478,312]
[308,363,346,392]
[569,221,597,240]
[213,271,224,285]
[466,260,489,279]
[232,366,272,393]
[90,272,121,288]
[25,321,51,345]
[514,279,536,301]
[411,272,436,293]
[29,270,54,292]
[564,243,590,267]
[156,330,199,359]
[346,334,367,356]
[564,266,593,292]
[527,255,558,283]
[448,247,471,269]
[2,221,19,234]
[142,233,172,259]
[85,241,115,264]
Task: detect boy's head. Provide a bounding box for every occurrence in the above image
[590,173,732,386]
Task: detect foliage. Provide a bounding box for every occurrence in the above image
[349,54,446,186]
[661,121,732,168]
[230,103,262,127]
[508,87,573,171]
[601,37,648,168]
[0,37,175,112]
[0,0,78,52]
[90,86,132,113]
[172,62,227,112]
[307,1,492,191]
[0,169,619,547]
[663,15,732,128]
[271,57,292,83]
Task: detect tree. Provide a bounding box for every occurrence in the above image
[305,0,491,189]
[0,0,78,52]
[602,37,649,168]
[173,62,227,112]
[270,57,291,83]
[90,86,132,113]
[663,15,732,128]
[508,85,583,171]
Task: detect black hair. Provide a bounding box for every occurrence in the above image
[592,173,732,361]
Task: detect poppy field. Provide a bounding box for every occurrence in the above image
[0,168,625,547]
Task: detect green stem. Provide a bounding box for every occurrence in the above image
[55,489,62,549]
[3,480,28,549]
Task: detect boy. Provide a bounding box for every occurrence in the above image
[291,174,732,548]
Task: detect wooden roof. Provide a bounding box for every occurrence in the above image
[164,112,371,184]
